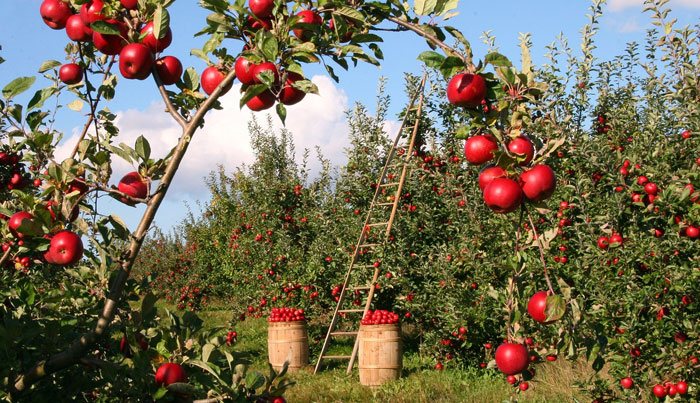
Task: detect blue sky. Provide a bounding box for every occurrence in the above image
[1,0,699,232]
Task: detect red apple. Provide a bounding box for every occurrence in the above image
[597,236,609,249]
[483,178,523,213]
[155,362,187,386]
[620,377,634,389]
[495,343,529,375]
[249,0,275,18]
[644,182,658,195]
[446,73,487,108]
[201,66,232,96]
[685,225,699,239]
[59,63,83,85]
[652,384,667,399]
[155,56,183,85]
[293,10,322,41]
[246,15,273,31]
[235,56,257,85]
[92,20,127,55]
[65,14,93,42]
[478,166,507,191]
[40,0,73,30]
[118,171,148,204]
[47,230,84,266]
[675,381,688,395]
[609,233,624,246]
[278,72,306,105]
[464,134,498,165]
[527,291,551,323]
[252,62,279,85]
[119,43,154,80]
[246,90,276,111]
[80,0,105,25]
[140,21,173,53]
[507,136,534,165]
[8,212,39,239]
[520,164,556,202]
[120,0,138,10]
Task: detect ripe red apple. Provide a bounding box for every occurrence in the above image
[155,362,187,386]
[155,56,182,85]
[681,130,691,139]
[644,182,658,195]
[80,0,105,25]
[40,0,73,30]
[119,43,154,80]
[446,73,486,108]
[252,62,279,85]
[201,66,232,96]
[685,225,699,239]
[483,178,523,213]
[520,164,556,202]
[507,136,534,165]
[464,134,498,165]
[249,0,275,18]
[527,291,551,323]
[620,377,634,389]
[59,63,83,85]
[519,382,529,391]
[234,56,257,85]
[140,21,173,53]
[65,14,93,42]
[8,212,39,239]
[47,230,84,266]
[478,166,507,191]
[495,343,529,375]
[118,171,148,203]
[652,384,667,399]
[246,15,273,31]
[597,236,609,249]
[278,72,306,105]
[246,90,276,111]
[92,20,127,55]
[120,0,138,10]
[675,381,688,395]
[609,233,624,246]
[293,10,323,41]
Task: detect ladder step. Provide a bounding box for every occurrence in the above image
[353,264,376,269]
[348,285,372,291]
[331,331,358,337]
[322,355,352,360]
[367,222,389,227]
[359,243,381,248]
[380,182,400,187]
[376,202,394,206]
[339,309,365,313]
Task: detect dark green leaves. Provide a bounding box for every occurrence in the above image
[3,77,36,100]
[153,6,171,40]
[90,20,122,35]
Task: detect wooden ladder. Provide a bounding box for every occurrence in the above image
[314,75,427,374]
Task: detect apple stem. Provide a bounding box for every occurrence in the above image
[527,211,555,295]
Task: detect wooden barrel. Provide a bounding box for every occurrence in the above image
[358,324,402,386]
[267,321,309,372]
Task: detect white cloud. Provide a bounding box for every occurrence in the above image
[608,0,700,11]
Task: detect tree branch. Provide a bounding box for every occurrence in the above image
[386,16,472,68]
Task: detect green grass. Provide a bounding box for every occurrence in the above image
[211,311,592,403]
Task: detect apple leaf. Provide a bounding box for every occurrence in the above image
[3,76,36,100]
[444,26,472,52]
[292,79,318,95]
[90,21,121,36]
[38,60,61,74]
[349,33,383,43]
[417,51,445,69]
[334,7,364,22]
[239,84,268,108]
[67,99,84,112]
[545,294,566,322]
[415,0,437,15]
[259,32,279,61]
[153,6,171,40]
[27,87,57,111]
[485,52,513,68]
[166,382,195,396]
[276,103,287,125]
[245,371,265,390]
[135,135,151,162]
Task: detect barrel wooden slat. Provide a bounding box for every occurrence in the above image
[268,321,309,372]
[358,324,402,386]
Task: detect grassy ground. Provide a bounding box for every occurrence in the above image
[194,304,594,403]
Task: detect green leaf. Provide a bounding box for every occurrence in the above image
[259,32,279,61]
[153,6,171,40]
[350,34,383,43]
[183,67,199,91]
[333,7,364,22]
[545,294,566,322]
[417,51,445,68]
[276,103,286,125]
[415,0,437,15]
[485,52,513,68]
[108,214,131,239]
[135,135,151,161]
[90,21,121,36]
[141,292,157,323]
[3,77,36,100]
[186,359,225,384]
[202,343,215,363]
[245,371,265,391]
[38,60,62,73]
[239,84,269,108]
[27,87,57,111]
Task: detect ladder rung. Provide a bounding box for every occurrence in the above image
[376,202,394,206]
[380,182,400,187]
[353,264,376,269]
[322,355,351,360]
[348,285,372,291]
[367,222,389,227]
[359,243,381,248]
[331,331,358,337]
[339,309,365,313]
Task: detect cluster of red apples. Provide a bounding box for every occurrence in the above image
[268,307,306,322]
[446,73,556,213]
[361,310,400,325]
[40,0,311,111]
